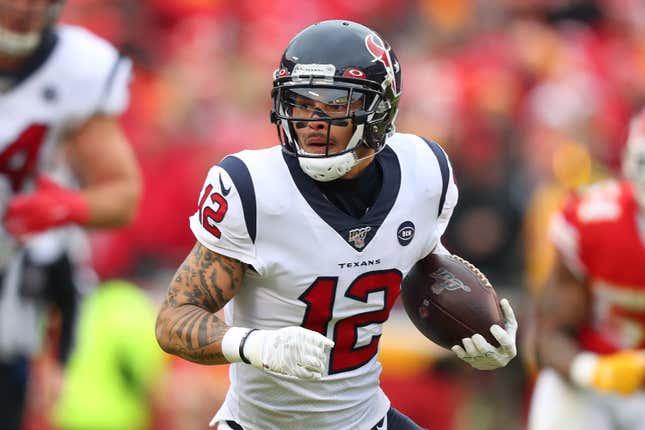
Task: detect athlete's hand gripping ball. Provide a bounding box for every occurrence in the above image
[451,298,518,370]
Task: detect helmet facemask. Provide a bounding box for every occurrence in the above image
[272,75,398,182]
[0,0,64,57]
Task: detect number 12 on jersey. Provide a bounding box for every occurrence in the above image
[299,269,402,374]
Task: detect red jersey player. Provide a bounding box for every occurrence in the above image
[528,110,645,430]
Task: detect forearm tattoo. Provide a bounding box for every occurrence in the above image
[157,243,245,364]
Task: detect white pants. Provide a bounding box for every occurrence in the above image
[528,368,645,430]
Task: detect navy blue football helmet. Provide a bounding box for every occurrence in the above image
[270,20,402,181]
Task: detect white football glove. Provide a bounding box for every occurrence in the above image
[222,326,334,380]
[451,298,518,370]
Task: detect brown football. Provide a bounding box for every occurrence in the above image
[400,253,504,350]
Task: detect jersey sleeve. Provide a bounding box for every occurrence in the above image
[432,160,458,251]
[549,192,588,278]
[189,163,261,271]
[97,56,132,116]
[56,26,133,124]
[422,140,459,257]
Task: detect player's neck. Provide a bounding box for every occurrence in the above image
[343,157,374,179]
[342,147,377,180]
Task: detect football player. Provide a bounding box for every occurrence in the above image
[528,109,645,430]
[0,1,141,429]
[156,20,518,430]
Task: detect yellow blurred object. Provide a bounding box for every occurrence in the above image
[592,351,645,395]
[379,311,448,376]
[477,68,520,117]
[523,183,566,295]
[509,20,561,79]
[552,140,592,190]
[524,140,600,295]
[420,0,474,34]
[51,280,167,430]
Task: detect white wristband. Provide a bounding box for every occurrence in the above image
[242,329,266,369]
[221,327,252,363]
[569,352,599,388]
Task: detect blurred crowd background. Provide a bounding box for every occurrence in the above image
[23,0,645,429]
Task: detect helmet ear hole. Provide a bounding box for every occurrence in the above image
[352,111,369,124]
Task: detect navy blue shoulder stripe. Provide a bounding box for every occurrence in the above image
[98,54,126,111]
[218,156,257,243]
[421,137,449,216]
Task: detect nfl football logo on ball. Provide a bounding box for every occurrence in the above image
[430,268,471,295]
[400,253,504,349]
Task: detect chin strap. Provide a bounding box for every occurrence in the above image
[0,26,41,57]
[296,123,369,182]
[298,144,381,182]
[298,150,358,182]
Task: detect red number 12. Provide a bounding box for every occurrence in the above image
[299,269,402,374]
[198,183,228,238]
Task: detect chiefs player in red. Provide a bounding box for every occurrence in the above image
[528,110,645,430]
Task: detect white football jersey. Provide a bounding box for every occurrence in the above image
[0,25,131,358]
[190,133,458,430]
[0,25,131,194]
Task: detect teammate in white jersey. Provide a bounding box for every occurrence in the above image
[0,1,141,429]
[156,20,518,430]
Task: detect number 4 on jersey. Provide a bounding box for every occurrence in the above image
[300,269,402,374]
[1,124,48,191]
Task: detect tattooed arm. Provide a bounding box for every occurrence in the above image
[155,242,245,365]
[155,243,333,379]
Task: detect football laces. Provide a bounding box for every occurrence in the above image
[449,254,493,290]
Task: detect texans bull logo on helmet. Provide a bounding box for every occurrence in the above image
[365,34,398,94]
[270,20,403,182]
